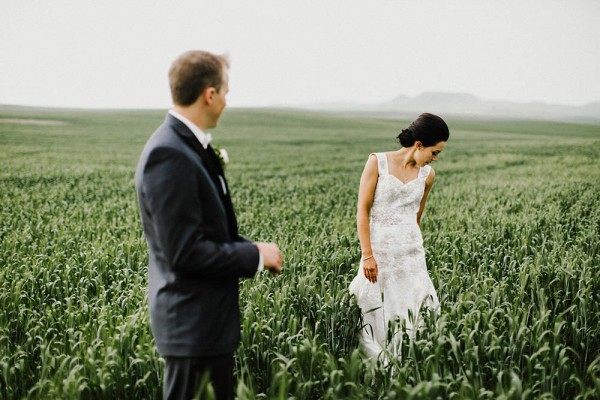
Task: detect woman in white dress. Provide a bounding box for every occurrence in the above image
[349,113,450,360]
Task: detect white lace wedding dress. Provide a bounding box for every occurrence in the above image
[349,152,439,360]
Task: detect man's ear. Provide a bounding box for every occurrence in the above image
[202,87,216,104]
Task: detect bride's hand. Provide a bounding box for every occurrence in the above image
[362,257,378,283]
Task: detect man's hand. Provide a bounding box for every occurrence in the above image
[255,242,283,277]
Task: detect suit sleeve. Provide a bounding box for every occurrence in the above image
[140,146,259,279]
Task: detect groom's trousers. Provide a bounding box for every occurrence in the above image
[163,354,234,400]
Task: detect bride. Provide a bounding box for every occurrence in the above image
[349,113,450,360]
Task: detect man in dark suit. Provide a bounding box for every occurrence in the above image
[135,50,283,400]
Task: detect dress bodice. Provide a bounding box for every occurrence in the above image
[370,153,431,225]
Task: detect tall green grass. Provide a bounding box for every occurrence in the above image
[1,107,598,398]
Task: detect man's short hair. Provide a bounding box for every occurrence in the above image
[168,50,230,106]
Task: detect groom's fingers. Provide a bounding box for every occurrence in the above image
[255,242,283,277]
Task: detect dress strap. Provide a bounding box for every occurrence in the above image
[372,153,389,176]
[419,165,432,178]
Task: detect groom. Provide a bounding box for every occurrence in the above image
[135,50,283,400]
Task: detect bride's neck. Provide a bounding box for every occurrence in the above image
[394,148,418,168]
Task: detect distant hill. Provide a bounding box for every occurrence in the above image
[295,92,600,123]
[2,94,599,123]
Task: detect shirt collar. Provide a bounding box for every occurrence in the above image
[168,109,212,149]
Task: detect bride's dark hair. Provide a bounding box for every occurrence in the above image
[397,113,449,147]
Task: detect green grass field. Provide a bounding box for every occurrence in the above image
[1,107,599,399]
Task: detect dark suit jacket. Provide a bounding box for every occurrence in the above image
[135,113,259,357]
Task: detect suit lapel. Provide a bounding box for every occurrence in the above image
[205,144,239,238]
[167,115,240,239]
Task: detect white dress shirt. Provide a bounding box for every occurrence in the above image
[168,110,211,149]
[168,110,264,271]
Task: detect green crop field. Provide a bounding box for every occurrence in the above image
[1,107,599,399]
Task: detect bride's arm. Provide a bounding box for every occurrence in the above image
[357,154,378,283]
[416,168,436,227]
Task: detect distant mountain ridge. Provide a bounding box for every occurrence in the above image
[297,92,600,122]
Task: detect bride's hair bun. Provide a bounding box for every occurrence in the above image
[397,128,415,147]
[396,113,450,148]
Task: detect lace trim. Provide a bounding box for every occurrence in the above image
[371,213,417,225]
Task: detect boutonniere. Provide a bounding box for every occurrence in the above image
[212,144,229,169]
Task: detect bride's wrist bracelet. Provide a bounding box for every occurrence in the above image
[362,255,374,261]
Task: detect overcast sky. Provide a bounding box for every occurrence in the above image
[1,0,599,109]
